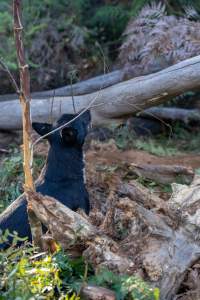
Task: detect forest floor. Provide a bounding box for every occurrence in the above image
[0,124,200,299]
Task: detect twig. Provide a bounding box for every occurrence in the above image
[0,148,9,153]
[49,90,55,124]
[70,73,76,113]
[32,79,104,148]
[0,57,20,94]
[32,43,109,147]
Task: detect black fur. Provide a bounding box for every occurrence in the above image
[0,111,91,248]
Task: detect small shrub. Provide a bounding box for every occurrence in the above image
[0,238,81,299]
[0,149,44,212]
[90,268,159,300]
[134,139,179,156]
[0,236,160,300]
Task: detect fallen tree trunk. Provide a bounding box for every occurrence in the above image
[140,107,200,124]
[0,70,124,101]
[28,190,134,274]
[26,174,200,300]
[129,163,194,185]
[1,55,200,129]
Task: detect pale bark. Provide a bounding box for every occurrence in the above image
[13,0,42,248]
[80,286,116,300]
[0,55,200,129]
[118,181,166,210]
[116,179,200,300]
[28,191,134,274]
[0,70,124,101]
[129,164,194,184]
[141,107,200,124]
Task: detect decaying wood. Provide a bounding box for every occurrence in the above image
[26,174,200,300]
[118,181,166,210]
[129,164,194,185]
[140,107,200,124]
[117,181,177,228]
[80,285,116,300]
[28,190,134,274]
[116,187,200,300]
[146,175,200,300]
[13,0,42,248]
[1,55,200,129]
[13,0,34,190]
[32,70,124,99]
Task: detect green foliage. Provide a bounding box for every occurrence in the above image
[0,235,159,300]
[137,177,172,194]
[134,139,179,156]
[114,125,178,155]
[114,121,200,156]
[0,237,80,299]
[90,268,159,300]
[0,149,44,213]
[0,0,132,93]
[171,123,200,153]
[0,229,28,246]
[167,0,200,15]
[0,8,17,70]
[195,168,200,175]
[130,0,151,16]
[0,151,23,212]
[54,250,89,294]
[115,126,137,150]
[89,5,129,43]
[1,0,200,93]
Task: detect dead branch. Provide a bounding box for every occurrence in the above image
[118,181,166,210]
[129,164,194,185]
[13,0,42,248]
[28,190,134,274]
[0,58,20,94]
[80,285,116,300]
[140,107,200,124]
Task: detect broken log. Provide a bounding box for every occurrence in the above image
[28,191,135,274]
[1,55,200,129]
[0,70,124,101]
[26,174,200,300]
[80,285,116,300]
[116,186,200,300]
[129,163,194,185]
[118,180,166,210]
[140,107,200,124]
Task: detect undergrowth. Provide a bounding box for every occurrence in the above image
[114,122,200,156]
[0,148,44,213]
[0,232,159,300]
[0,0,131,93]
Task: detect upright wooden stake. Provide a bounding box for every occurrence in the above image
[13,0,42,248]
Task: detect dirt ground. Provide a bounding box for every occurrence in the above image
[86,141,200,169]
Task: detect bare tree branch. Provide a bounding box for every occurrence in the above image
[0,57,20,94]
[13,0,42,248]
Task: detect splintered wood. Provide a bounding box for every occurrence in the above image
[13,0,42,248]
[27,175,200,300]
